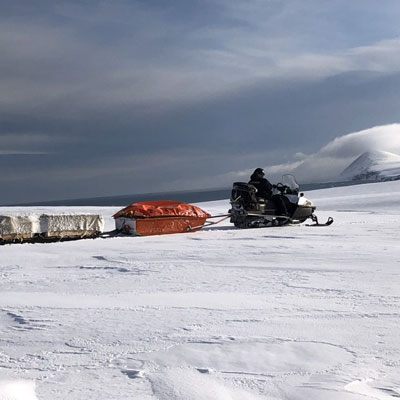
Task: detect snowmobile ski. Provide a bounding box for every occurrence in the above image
[305,215,334,227]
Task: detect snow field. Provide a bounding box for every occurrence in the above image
[0,380,38,400]
[0,180,400,399]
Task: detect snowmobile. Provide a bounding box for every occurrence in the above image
[229,174,333,228]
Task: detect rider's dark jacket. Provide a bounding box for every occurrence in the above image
[249,173,273,198]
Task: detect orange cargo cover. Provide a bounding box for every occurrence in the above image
[113,201,211,236]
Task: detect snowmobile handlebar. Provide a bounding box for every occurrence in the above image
[273,183,298,195]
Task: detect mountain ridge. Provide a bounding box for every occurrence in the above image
[341,149,400,181]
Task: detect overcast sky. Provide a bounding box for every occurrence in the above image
[1,0,400,204]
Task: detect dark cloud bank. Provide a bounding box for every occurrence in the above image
[1,1,400,204]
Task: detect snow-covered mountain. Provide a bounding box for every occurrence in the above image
[340,149,400,181]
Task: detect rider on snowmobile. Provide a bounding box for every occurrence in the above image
[249,168,289,216]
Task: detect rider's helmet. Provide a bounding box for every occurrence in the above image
[254,168,265,177]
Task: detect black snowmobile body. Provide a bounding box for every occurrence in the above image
[229,175,330,228]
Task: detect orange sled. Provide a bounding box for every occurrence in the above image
[113,200,211,236]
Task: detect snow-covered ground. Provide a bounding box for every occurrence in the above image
[1,181,400,400]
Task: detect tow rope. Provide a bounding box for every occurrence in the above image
[187,214,231,231]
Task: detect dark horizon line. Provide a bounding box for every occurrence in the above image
[0,179,378,207]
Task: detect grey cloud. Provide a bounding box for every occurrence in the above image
[0,151,49,155]
[3,1,400,115]
[2,1,400,203]
[0,133,83,155]
[2,69,400,204]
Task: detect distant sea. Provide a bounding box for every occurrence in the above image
[3,180,377,207]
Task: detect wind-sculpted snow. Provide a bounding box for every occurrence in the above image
[0,181,400,399]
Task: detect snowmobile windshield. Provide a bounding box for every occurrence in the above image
[281,174,300,191]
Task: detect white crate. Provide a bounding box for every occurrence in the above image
[39,214,104,237]
[0,215,40,240]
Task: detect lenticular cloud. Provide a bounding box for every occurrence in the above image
[319,124,400,159]
[289,124,400,182]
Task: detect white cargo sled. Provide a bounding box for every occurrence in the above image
[0,214,104,245]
